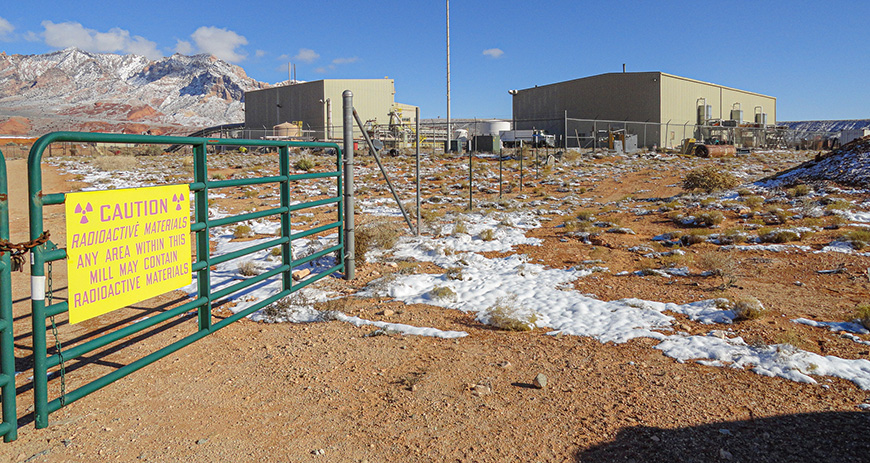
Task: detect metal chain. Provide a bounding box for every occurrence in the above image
[0,231,50,272]
[46,260,67,406]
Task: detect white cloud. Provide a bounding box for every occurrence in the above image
[332,56,359,65]
[314,67,328,74]
[255,49,266,58]
[40,20,162,60]
[293,48,319,63]
[190,26,248,62]
[174,39,194,55]
[0,16,14,41]
[482,48,504,59]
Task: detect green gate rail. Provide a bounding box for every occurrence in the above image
[0,148,17,442]
[28,132,344,431]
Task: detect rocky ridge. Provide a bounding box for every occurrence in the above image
[0,48,268,134]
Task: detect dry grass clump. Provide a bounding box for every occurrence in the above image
[786,184,812,197]
[233,224,253,239]
[294,157,315,171]
[481,296,538,331]
[841,229,870,250]
[445,267,464,280]
[855,305,870,330]
[354,219,403,264]
[453,218,469,235]
[93,155,137,172]
[479,228,496,241]
[731,296,767,321]
[696,211,725,227]
[681,166,740,193]
[743,195,764,210]
[429,285,456,301]
[576,210,595,221]
[237,260,259,276]
[824,199,851,211]
[696,251,739,288]
[261,291,314,321]
[759,229,800,243]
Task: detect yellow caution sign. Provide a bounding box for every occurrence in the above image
[65,185,192,324]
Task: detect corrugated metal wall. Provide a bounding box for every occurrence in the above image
[244,79,410,140]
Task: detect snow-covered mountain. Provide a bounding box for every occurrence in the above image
[780,119,870,135]
[0,48,269,135]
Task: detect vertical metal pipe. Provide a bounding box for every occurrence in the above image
[193,143,211,332]
[0,149,17,442]
[564,110,568,149]
[415,107,421,236]
[326,98,333,140]
[519,140,524,192]
[279,146,292,292]
[27,139,49,429]
[534,126,538,179]
[446,0,451,153]
[468,136,472,211]
[342,90,355,280]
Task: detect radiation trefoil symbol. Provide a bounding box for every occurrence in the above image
[75,202,93,224]
[171,193,184,211]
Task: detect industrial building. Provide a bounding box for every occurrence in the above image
[244,78,418,143]
[511,72,777,149]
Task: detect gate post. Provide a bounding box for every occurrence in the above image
[342,90,355,280]
[0,149,17,442]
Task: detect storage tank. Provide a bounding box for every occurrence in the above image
[481,120,511,136]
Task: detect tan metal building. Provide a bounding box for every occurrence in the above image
[244,78,417,140]
[512,72,776,148]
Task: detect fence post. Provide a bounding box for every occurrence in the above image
[342,90,355,280]
[415,107,421,236]
[0,149,17,442]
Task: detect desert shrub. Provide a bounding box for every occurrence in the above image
[824,199,851,211]
[270,247,283,257]
[481,296,538,331]
[445,267,464,280]
[765,206,791,224]
[786,184,812,198]
[576,210,595,221]
[354,219,402,264]
[261,292,315,322]
[696,211,725,227]
[696,251,739,288]
[681,166,740,193]
[855,305,870,330]
[453,218,469,235]
[429,285,456,301]
[237,260,259,276]
[294,157,315,171]
[720,227,748,244]
[760,229,800,243]
[743,195,764,210]
[841,229,870,250]
[680,229,711,246]
[479,228,496,241]
[731,296,767,321]
[233,224,253,239]
[737,188,753,197]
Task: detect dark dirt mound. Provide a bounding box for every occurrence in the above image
[759,135,870,188]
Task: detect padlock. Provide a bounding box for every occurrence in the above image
[11,254,24,272]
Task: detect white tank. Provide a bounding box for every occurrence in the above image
[482,120,511,136]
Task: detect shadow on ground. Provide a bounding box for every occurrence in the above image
[576,411,870,463]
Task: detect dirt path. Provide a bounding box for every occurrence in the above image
[0,152,869,462]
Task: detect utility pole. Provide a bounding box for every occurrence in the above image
[446,0,451,154]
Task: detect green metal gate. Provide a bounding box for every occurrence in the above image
[0,148,17,442]
[26,132,346,430]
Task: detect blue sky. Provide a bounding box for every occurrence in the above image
[0,0,867,121]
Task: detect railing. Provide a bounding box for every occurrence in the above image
[27,132,345,429]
